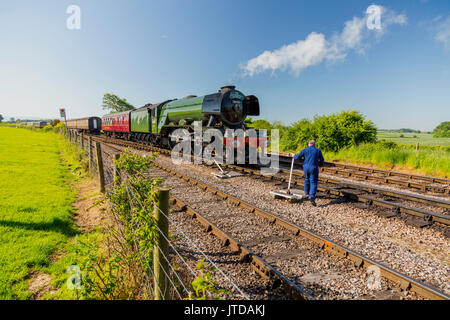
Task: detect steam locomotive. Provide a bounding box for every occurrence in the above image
[66,86,268,154]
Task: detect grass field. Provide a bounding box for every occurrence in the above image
[0,126,77,299]
[324,143,450,178]
[322,130,450,177]
[377,131,450,147]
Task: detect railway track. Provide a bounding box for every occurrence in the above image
[86,134,450,229]
[91,136,449,300]
[227,165,450,229]
[275,154,450,195]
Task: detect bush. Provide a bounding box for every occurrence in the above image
[377,139,398,150]
[280,110,377,152]
[433,121,450,138]
[42,125,53,132]
[54,122,67,135]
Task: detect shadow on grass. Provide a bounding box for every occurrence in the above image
[0,217,79,237]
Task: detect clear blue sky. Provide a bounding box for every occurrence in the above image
[0,0,449,131]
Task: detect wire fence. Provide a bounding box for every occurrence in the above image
[66,130,249,300]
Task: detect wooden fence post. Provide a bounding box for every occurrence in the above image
[114,153,121,185]
[95,141,105,193]
[81,132,84,149]
[153,188,170,300]
[88,137,93,172]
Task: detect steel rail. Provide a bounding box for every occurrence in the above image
[280,169,450,210]
[274,152,450,184]
[275,155,450,194]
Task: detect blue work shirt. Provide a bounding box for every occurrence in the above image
[294,145,324,168]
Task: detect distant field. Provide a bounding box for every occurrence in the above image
[0,127,76,299]
[377,131,450,147]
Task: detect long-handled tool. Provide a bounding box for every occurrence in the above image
[286,156,295,194]
[270,155,306,202]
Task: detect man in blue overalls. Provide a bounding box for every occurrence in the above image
[291,140,324,206]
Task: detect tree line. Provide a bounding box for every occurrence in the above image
[247,110,377,153]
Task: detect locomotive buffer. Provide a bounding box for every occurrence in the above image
[270,157,306,202]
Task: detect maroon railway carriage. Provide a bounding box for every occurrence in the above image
[66,117,101,134]
[101,111,131,139]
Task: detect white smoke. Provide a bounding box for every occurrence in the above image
[241,5,407,77]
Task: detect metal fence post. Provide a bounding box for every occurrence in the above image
[95,141,105,193]
[81,132,84,149]
[153,188,170,300]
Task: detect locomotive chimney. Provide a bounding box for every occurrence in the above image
[219,85,236,93]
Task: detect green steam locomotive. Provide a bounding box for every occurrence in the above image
[101,86,263,150]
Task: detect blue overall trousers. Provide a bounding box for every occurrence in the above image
[294,146,324,200]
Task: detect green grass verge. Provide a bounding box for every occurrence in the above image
[39,231,104,300]
[324,143,450,178]
[0,126,81,299]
